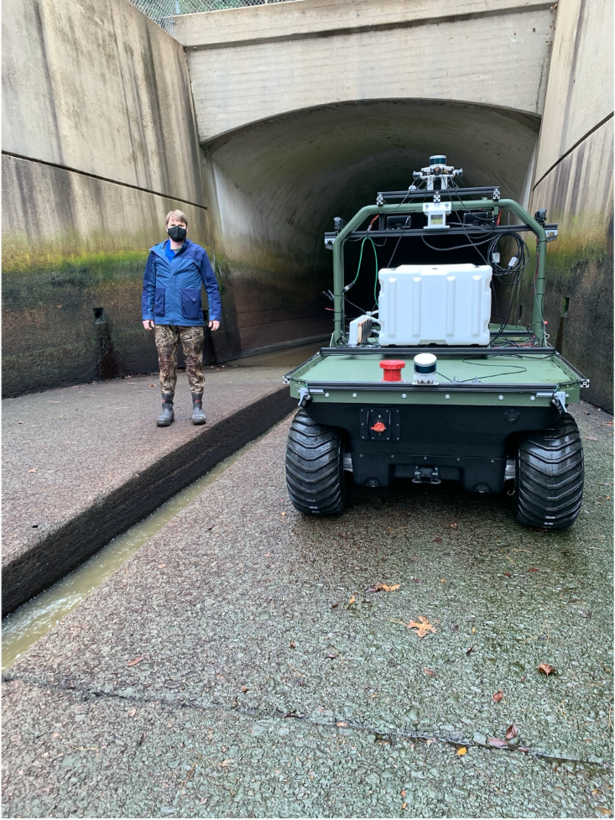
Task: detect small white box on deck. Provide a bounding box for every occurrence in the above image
[377,264,493,346]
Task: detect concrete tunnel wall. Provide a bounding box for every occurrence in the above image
[2,0,212,396]
[521,0,614,412]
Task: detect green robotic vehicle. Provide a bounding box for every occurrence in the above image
[284,156,588,528]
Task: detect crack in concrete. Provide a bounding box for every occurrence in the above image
[5,673,611,772]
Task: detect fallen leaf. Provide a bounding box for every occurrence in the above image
[457,747,467,756]
[365,583,400,593]
[127,656,145,667]
[336,721,348,728]
[503,572,512,577]
[401,803,407,810]
[596,809,611,816]
[348,596,355,606]
[492,690,504,702]
[472,627,476,634]
[538,663,555,676]
[400,790,406,798]
[128,708,137,718]
[505,724,519,740]
[434,537,442,542]
[585,436,598,441]
[331,602,339,608]
[28,468,38,473]
[407,616,437,638]
[423,667,436,677]
[289,641,296,648]
[241,686,248,692]
[518,746,530,752]
[487,737,508,748]
[450,523,458,529]
[527,567,539,573]
[466,645,474,655]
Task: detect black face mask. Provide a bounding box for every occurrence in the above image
[167,225,187,242]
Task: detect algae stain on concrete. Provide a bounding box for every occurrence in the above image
[2,255,155,396]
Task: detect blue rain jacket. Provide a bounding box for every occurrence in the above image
[142,239,222,325]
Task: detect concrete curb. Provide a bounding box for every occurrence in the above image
[2,386,295,616]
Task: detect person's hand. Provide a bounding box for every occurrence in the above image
[209,320,220,331]
[143,320,155,330]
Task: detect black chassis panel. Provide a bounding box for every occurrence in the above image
[304,403,560,492]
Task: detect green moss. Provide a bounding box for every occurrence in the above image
[2,248,148,277]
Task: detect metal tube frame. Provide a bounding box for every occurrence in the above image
[331,199,547,346]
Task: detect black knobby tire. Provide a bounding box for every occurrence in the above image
[286,410,347,515]
[514,413,584,529]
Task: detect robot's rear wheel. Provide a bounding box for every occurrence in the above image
[514,414,584,529]
[286,410,347,516]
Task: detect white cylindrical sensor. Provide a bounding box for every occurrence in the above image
[413,353,438,384]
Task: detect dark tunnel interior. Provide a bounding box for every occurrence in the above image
[206,99,541,347]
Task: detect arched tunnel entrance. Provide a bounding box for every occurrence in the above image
[204,99,540,359]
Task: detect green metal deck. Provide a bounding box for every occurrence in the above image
[285,344,585,408]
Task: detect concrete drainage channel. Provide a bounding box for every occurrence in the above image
[1,436,266,671]
[2,337,334,623]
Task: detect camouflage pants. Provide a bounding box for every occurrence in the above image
[155,325,205,396]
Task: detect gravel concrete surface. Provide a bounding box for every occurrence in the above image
[2,401,613,818]
[2,367,293,614]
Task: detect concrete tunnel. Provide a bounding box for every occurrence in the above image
[4,0,610,407]
[204,98,540,353]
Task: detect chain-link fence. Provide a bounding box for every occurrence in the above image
[128,0,297,34]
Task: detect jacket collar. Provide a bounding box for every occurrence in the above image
[152,238,192,259]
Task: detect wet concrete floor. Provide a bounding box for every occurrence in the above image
[2,401,613,818]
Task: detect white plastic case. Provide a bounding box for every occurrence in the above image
[377,264,493,346]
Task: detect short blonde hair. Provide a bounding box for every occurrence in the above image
[165,209,188,227]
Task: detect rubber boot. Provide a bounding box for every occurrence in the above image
[157,393,175,427]
[191,392,207,425]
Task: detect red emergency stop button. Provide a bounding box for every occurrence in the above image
[380,359,406,382]
[371,421,386,433]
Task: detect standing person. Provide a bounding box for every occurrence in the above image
[142,210,222,427]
